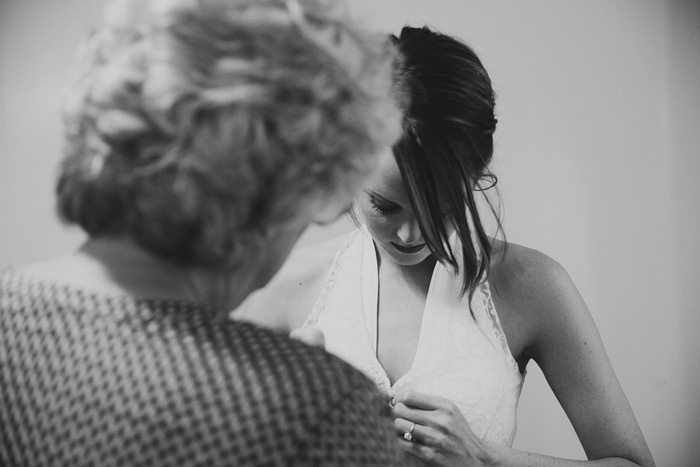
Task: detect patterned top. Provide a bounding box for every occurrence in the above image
[0,268,404,466]
[305,228,525,446]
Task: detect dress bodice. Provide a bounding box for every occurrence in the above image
[305,228,525,446]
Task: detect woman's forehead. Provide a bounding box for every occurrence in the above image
[366,155,407,199]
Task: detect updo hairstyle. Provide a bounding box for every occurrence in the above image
[57,0,403,269]
[391,25,501,297]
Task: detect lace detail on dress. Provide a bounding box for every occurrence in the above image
[473,280,519,372]
[305,231,359,328]
[305,229,525,447]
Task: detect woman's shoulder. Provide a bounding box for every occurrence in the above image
[489,238,589,350]
[490,239,571,299]
[232,233,351,331]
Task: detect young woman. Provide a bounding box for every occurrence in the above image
[0,0,409,465]
[236,26,655,466]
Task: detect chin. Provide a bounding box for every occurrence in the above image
[393,257,432,267]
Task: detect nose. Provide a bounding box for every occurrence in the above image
[397,216,422,244]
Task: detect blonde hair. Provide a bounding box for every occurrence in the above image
[57,0,402,268]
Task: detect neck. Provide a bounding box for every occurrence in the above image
[75,236,254,313]
[376,248,438,289]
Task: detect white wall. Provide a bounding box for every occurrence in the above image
[1,1,698,465]
[0,0,107,262]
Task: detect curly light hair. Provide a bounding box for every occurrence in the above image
[57,0,402,269]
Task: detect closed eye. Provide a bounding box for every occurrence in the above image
[369,194,399,215]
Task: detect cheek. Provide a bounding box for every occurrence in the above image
[362,213,395,240]
[355,200,396,240]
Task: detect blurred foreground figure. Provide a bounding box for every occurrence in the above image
[0,0,406,465]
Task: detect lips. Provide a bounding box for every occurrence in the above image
[391,242,426,254]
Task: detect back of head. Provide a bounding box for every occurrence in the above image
[392,25,499,296]
[57,0,403,270]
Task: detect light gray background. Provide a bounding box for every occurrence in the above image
[1,1,698,465]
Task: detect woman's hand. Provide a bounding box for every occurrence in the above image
[389,388,500,466]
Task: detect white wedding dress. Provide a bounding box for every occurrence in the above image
[305,227,525,446]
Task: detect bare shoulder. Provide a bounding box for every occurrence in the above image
[489,239,587,355]
[491,240,654,465]
[232,234,349,331]
[490,240,574,308]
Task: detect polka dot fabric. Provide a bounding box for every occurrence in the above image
[0,268,403,466]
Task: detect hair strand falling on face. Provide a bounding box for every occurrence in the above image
[391,25,505,307]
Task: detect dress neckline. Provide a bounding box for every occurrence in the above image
[360,228,442,389]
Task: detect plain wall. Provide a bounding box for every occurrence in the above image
[1,1,698,465]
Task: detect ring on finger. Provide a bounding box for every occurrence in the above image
[403,422,416,442]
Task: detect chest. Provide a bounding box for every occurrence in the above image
[375,269,431,386]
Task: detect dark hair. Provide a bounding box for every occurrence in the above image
[391,25,503,297]
[56,0,402,270]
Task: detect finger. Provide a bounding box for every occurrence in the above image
[393,417,443,445]
[394,416,448,449]
[393,417,421,441]
[396,388,453,411]
[398,438,442,464]
[393,417,413,436]
[393,404,470,448]
[384,392,396,410]
[392,403,438,428]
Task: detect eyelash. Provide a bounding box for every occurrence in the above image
[370,197,396,215]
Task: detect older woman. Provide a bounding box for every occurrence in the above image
[0,0,407,465]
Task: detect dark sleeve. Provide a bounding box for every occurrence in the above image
[290,376,406,466]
